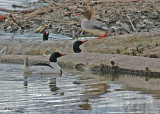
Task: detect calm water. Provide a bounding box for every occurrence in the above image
[0,0,40,11]
[0,63,160,114]
[1,0,160,113]
[0,31,72,42]
[0,0,72,41]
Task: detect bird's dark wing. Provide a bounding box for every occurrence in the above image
[33,63,54,69]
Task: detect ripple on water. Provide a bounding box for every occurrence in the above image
[0,63,160,113]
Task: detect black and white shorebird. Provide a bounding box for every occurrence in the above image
[24,52,67,74]
[73,40,88,53]
[43,31,49,41]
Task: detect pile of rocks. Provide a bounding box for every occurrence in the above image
[0,0,159,38]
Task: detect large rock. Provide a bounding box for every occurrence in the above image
[59,53,160,75]
[0,31,160,75]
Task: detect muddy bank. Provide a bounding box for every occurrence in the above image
[0,0,160,38]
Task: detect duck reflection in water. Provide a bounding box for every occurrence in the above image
[23,73,61,92]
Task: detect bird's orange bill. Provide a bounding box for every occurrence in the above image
[85,31,89,33]
[0,16,5,21]
[97,32,108,39]
[60,54,67,56]
[82,40,88,43]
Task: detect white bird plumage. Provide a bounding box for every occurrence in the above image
[23,52,67,74]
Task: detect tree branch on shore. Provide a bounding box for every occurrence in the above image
[0,8,36,13]
[9,14,25,29]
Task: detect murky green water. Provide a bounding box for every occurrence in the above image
[0,63,160,114]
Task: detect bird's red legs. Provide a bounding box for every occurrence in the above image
[97,32,108,39]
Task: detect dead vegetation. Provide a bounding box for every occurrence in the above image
[0,0,159,37]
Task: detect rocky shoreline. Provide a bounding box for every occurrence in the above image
[0,0,160,38]
[1,52,160,76]
[0,0,160,75]
[0,31,160,58]
[0,31,160,75]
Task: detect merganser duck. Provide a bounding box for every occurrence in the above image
[43,31,49,41]
[73,40,88,53]
[76,9,108,39]
[24,52,67,74]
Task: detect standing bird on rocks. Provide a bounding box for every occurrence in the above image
[24,52,67,74]
[43,31,49,41]
[75,9,108,39]
[73,40,88,53]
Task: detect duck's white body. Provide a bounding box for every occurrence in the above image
[78,9,108,38]
[23,52,66,74]
[81,19,107,36]
[24,62,62,74]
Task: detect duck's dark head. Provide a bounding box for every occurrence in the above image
[49,52,67,62]
[73,40,88,53]
[43,31,49,41]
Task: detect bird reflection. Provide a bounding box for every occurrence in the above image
[23,73,61,92]
[79,99,91,110]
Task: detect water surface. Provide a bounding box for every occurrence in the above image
[0,0,40,11]
[0,63,160,114]
[0,31,72,42]
[0,1,160,113]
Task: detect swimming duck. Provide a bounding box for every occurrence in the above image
[43,31,49,41]
[76,9,108,39]
[73,40,88,53]
[24,52,67,74]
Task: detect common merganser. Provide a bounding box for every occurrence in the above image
[43,31,49,41]
[73,40,88,53]
[24,52,67,74]
[76,9,108,39]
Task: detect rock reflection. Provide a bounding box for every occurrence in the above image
[79,99,91,110]
[90,70,160,99]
